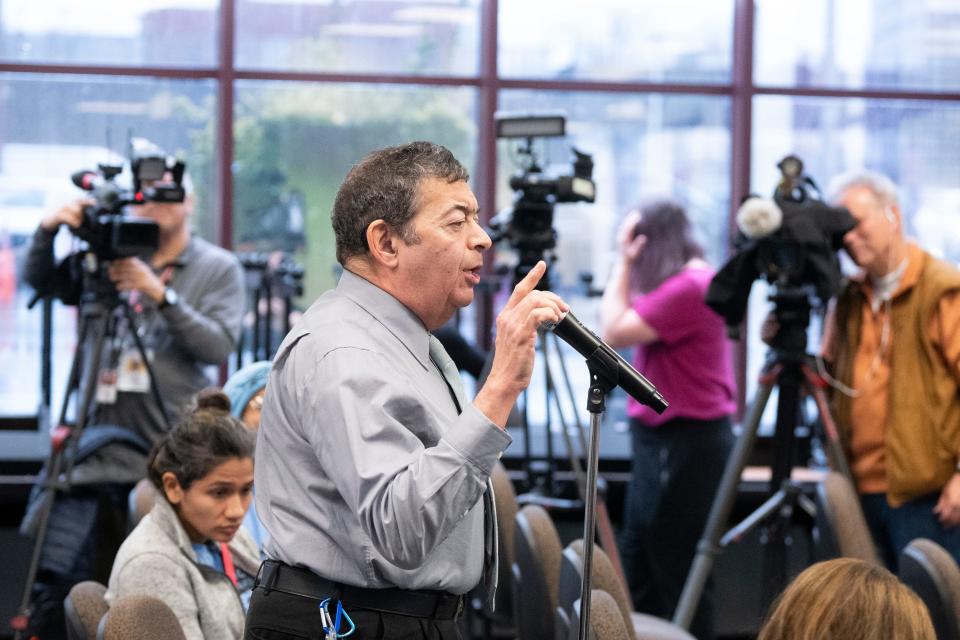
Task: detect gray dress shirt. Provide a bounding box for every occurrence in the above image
[256,269,511,594]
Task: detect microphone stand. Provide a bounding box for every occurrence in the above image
[577,348,620,640]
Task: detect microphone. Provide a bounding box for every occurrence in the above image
[736,196,782,239]
[546,311,668,414]
[71,170,102,191]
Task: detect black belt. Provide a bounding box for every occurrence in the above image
[254,560,464,620]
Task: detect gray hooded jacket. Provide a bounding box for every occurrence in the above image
[106,495,260,640]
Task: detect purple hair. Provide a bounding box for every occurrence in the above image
[627,199,704,294]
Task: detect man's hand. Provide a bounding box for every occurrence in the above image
[934,473,960,528]
[107,258,166,302]
[474,261,568,427]
[40,199,90,232]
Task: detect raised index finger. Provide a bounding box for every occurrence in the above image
[503,260,546,311]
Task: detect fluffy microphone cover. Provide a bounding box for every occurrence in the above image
[736,197,783,239]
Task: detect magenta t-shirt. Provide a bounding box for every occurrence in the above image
[628,266,737,427]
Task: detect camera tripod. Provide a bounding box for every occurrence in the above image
[672,287,852,631]
[13,275,168,640]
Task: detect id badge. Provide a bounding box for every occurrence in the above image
[96,369,118,404]
[117,348,154,393]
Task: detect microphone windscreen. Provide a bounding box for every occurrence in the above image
[71,170,98,191]
[736,197,782,239]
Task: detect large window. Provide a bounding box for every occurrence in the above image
[235,0,482,76]
[499,0,733,83]
[232,81,478,298]
[2,0,960,443]
[0,1,219,67]
[755,0,960,91]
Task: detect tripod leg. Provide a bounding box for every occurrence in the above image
[120,302,170,429]
[14,306,110,640]
[721,489,790,546]
[801,364,854,483]
[672,380,775,630]
[537,331,556,490]
[63,311,113,486]
[550,331,590,458]
[543,334,628,592]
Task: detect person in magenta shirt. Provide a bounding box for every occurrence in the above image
[600,199,736,640]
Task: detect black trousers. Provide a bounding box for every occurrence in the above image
[244,585,463,640]
[619,416,733,640]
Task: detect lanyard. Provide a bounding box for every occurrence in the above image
[220,543,238,587]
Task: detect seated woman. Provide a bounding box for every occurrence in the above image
[223,360,272,549]
[106,389,260,640]
[758,557,934,640]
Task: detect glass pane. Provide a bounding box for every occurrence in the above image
[232,81,478,304]
[744,95,960,428]
[495,91,731,428]
[755,0,960,91]
[0,74,216,421]
[236,0,481,76]
[0,1,219,67]
[499,0,734,83]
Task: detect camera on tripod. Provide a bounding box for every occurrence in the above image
[705,155,858,338]
[489,113,596,289]
[70,138,187,261]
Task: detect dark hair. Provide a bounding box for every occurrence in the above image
[627,199,704,293]
[331,141,470,264]
[147,388,256,493]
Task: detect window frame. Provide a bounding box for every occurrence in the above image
[2,0,960,426]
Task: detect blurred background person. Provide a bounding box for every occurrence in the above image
[599,199,737,640]
[823,170,960,569]
[106,389,259,640]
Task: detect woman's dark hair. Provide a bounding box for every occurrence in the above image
[147,388,256,493]
[627,199,704,293]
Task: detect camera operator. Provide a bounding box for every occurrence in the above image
[21,150,245,639]
[821,170,960,569]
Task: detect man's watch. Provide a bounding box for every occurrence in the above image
[158,286,179,310]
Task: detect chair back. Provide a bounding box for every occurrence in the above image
[514,504,563,640]
[64,581,108,640]
[814,471,881,564]
[491,462,519,620]
[564,540,637,640]
[127,478,158,533]
[568,590,631,640]
[899,538,960,640]
[562,540,696,640]
[96,594,186,640]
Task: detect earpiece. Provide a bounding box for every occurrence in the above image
[884,206,896,225]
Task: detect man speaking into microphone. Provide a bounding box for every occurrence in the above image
[245,141,568,640]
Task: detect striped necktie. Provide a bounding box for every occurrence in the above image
[428,334,499,607]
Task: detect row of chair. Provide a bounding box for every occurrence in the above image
[511,502,693,640]
[64,581,185,640]
[63,465,960,640]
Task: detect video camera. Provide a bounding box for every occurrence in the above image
[70,138,186,261]
[488,114,596,289]
[706,155,857,338]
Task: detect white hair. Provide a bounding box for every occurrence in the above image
[827,170,900,208]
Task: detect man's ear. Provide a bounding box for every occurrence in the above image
[365,219,400,268]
